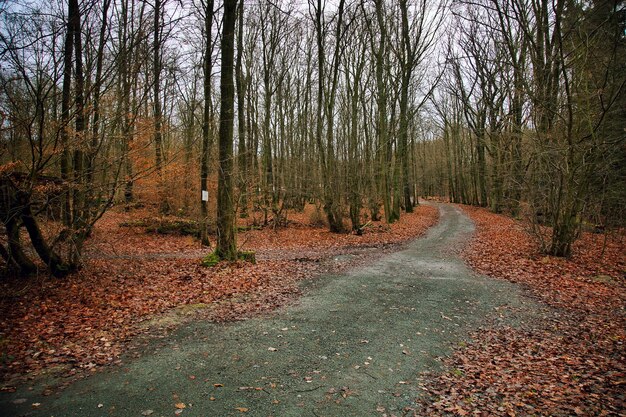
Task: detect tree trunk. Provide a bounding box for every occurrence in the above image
[201,0,215,246]
[60,0,75,227]
[373,0,396,224]
[119,0,134,204]
[71,0,86,243]
[3,215,36,275]
[323,0,347,233]
[235,0,247,218]
[16,192,72,277]
[399,0,413,213]
[86,0,111,219]
[215,0,238,260]
[153,0,167,214]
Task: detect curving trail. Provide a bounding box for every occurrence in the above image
[1,204,540,417]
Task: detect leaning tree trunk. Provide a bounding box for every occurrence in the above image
[2,214,36,275]
[15,191,72,277]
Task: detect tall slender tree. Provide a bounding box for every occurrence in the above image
[200,0,215,246]
[215,0,238,260]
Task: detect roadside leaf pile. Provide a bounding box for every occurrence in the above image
[416,206,625,416]
[0,205,438,387]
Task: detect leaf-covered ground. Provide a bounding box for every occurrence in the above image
[416,206,626,416]
[0,204,438,389]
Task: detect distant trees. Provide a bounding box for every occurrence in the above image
[1,0,623,277]
[427,0,625,256]
[312,0,347,232]
[225,0,443,232]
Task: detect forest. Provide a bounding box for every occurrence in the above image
[1,0,625,415]
[1,0,624,274]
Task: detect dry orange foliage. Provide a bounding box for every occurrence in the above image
[0,204,438,388]
[416,206,626,416]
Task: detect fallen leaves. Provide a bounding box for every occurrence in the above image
[415,205,626,416]
[0,204,438,386]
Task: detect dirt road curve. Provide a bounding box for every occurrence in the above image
[1,204,539,417]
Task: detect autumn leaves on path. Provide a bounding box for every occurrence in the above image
[417,206,625,416]
[1,204,538,416]
[0,205,438,384]
[3,204,622,416]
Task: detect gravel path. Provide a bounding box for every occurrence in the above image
[1,204,540,417]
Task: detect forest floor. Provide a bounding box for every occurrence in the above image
[1,203,541,417]
[1,203,624,417]
[0,203,438,386]
[416,205,626,416]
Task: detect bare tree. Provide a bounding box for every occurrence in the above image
[200,0,215,246]
[215,0,238,260]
